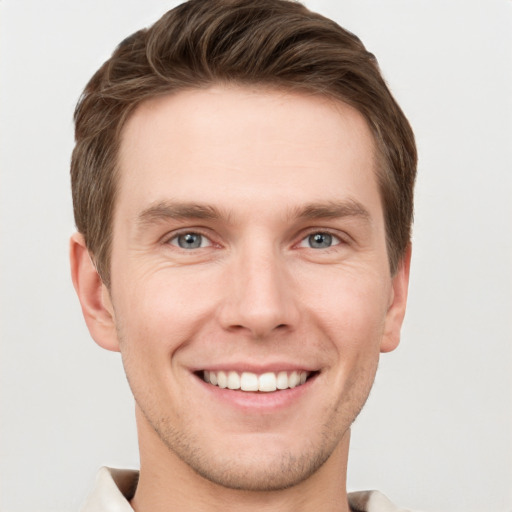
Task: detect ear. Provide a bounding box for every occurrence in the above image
[380,245,412,353]
[69,232,120,352]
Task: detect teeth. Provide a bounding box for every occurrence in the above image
[202,370,311,392]
[240,372,259,391]
[258,372,277,392]
[217,371,227,389]
[227,371,240,390]
[276,371,288,390]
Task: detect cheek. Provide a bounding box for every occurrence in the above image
[303,268,390,345]
[115,268,220,354]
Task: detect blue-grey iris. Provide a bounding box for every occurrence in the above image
[309,233,332,248]
[178,233,203,249]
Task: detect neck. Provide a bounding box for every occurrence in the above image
[130,408,351,512]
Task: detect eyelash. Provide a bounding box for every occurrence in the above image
[166,230,214,250]
[165,229,346,251]
[297,230,344,250]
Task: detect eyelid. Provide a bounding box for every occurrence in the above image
[297,229,345,251]
[160,226,350,250]
[296,229,346,248]
[163,228,217,248]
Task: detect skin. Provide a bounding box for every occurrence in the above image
[70,86,410,512]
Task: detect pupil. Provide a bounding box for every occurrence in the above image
[310,233,332,248]
[179,233,201,249]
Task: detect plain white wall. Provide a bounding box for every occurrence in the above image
[1,1,511,511]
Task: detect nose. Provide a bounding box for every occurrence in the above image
[217,243,300,339]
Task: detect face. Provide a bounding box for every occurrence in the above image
[100,86,408,491]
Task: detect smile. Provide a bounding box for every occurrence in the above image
[201,370,312,392]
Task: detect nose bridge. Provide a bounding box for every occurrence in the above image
[219,236,298,337]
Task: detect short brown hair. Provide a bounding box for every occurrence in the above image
[71,0,417,287]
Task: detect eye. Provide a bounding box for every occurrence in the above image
[169,232,212,249]
[299,232,341,249]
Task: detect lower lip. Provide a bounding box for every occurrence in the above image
[194,373,318,412]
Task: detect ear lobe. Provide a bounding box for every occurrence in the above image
[69,232,120,352]
[380,245,412,353]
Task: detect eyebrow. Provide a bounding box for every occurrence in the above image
[137,201,224,227]
[136,198,371,228]
[292,199,371,222]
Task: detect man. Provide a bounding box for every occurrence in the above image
[70,0,416,510]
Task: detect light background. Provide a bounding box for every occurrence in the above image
[1,1,511,511]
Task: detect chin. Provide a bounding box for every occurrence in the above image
[153,420,345,492]
[178,444,331,492]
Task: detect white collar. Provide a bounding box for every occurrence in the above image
[80,466,409,512]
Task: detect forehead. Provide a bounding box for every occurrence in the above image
[116,85,380,221]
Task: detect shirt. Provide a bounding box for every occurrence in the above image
[80,466,411,512]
